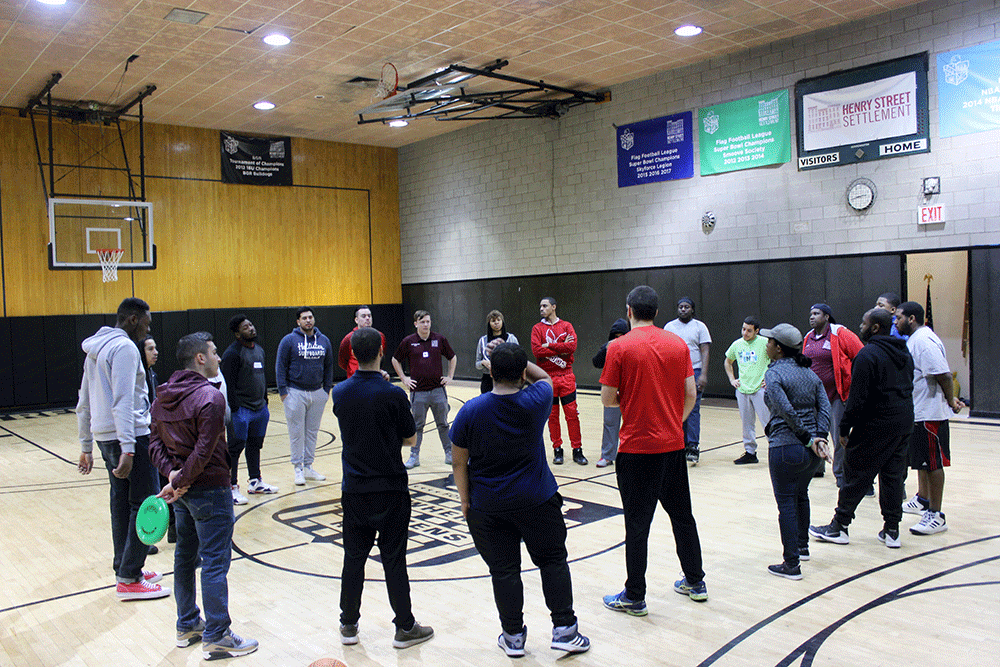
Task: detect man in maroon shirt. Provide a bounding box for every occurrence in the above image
[392,310,457,469]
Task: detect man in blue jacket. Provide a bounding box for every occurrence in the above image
[276,307,334,486]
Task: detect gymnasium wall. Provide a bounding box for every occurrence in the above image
[0,110,401,318]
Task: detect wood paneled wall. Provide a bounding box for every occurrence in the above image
[0,109,400,316]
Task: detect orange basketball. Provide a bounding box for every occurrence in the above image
[309,660,346,667]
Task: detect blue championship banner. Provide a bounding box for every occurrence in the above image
[617,112,693,188]
[221,132,293,185]
[938,40,1000,138]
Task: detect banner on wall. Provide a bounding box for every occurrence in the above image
[698,90,791,176]
[616,112,693,188]
[938,40,1000,137]
[220,132,293,185]
[795,53,929,170]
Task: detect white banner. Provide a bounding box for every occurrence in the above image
[802,72,918,151]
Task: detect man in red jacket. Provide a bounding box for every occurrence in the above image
[531,297,587,466]
[150,332,259,660]
[802,304,864,487]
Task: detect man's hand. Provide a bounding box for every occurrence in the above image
[696,374,708,391]
[730,378,741,389]
[380,370,391,382]
[112,453,133,479]
[280,393,287,402]
[950,397,965,414]
[440,376,452,386]
[403,375,416,390]
[839,435,848,449]
[77,452,93,475]
[480,359,491,371]
[460,500,470,519]
[485,339,502,355]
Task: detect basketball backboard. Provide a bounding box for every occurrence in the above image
[48,198,155,269]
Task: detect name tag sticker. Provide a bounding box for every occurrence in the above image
[253,362,263,369]
[422,351,430,358]
[823,341,832,350]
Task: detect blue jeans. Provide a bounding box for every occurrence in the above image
[683,368,703,452]
[96,435,157,583]
[174,487,234,642]
[768,444,823,567]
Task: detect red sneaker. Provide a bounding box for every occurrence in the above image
[117,579,171,600]
[143,570,163,584]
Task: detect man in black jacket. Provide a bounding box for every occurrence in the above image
[809,308,914,548]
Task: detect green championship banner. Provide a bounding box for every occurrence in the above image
[699,90,791,175]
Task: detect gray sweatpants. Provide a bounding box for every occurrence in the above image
[737,388,770,455]
[601,406,621,462]
[410,387,452,456]
[285,386,328,468]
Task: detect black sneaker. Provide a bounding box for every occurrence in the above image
[340,623,359,645]
[552,448,564,465]
[572,448,588,465]
[392,621,434,649]
[685,449,699,465]
[813,467,825,478]
[799,547,810,561]
[768,563,802,580]
[809,520,849,544]
[734,452,758,465]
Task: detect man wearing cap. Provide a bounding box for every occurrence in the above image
[802,303,863,486]
[663,297,711,464]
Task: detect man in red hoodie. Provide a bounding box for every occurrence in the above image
[531,297,587,466]
[150,332,259,660]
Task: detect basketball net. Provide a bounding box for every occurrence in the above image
[96,248,124,282]
[373,62,398,101]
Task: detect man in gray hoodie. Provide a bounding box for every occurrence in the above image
[77,297,170,600]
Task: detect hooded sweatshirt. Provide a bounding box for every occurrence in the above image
[275,327,334,396]
[839,335,914,440]
[77,326,150,454]
[148,369,229,490]
[593,318,631,369]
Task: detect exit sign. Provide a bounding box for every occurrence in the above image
[918,204,946,224]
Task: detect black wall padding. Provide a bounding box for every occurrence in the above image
[970,248,999,417]
[10,316,47,407]
[44,316,79,404]
[0,318,13,407]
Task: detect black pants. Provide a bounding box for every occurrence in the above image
[340,491,415,630]
[834,423,912,530]
[466,493,576,635]
[616,450,704,600]
[480,373,493,394]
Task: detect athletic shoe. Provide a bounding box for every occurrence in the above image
[596,458,612,468]
[552,448,564,465]
[232,485,248,505]
[767,563,802,580]
[293,467,305,486]
[497,626,526,657]
[674,576,708,601]
[143,570,163,584]
[247,478,278,494]
[302,466,326,481]
[340,623,359,645]
[202,629,259,660]
[147,545,159,555]
[902,494,929,515]
[602,590,647,616]
[116,579,171,600]
[813,467,825,478]
[572,448,588,465]
[809,520,849,544]
[404,453,420,469]
[392,621,434,649]
[686,450,699,465]
[176,619,206,648]
[444,450,453,465]
[878,528,901,548]
[910,510,948,535]
[734,452,758,465]
[865,486,876,497]
[551,623,590,653]
[798,547,810,562]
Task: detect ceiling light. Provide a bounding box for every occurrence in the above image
[263,34,290,46]
[37,0,68,4]
[674,25,702,37]
[253,101,275,110]
[387,120,408,128]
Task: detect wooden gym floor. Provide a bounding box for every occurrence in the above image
[1,382,997,666]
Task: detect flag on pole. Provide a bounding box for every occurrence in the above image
[925,281,934,330]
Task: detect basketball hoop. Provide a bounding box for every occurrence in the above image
[96,248,124,282]
[373,63,398,101]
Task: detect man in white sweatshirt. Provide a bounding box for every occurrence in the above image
[77,297,170,600]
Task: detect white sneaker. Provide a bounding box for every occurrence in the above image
[902,494,929,515]
[302,466,326,481]
[910,510,948,535]
[231,485,248,505]
[294,467,305,486]
[404,453,420,469]
[247,478,279,494]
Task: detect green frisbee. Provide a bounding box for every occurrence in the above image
[136,495,169,545]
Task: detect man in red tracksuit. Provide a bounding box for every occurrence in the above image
[531,297,588,466]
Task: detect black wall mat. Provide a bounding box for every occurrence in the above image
[10,316,47,407]
[0,318,12,407]
[44,315,79,405]
[970,248,999,417]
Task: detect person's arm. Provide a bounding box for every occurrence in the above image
[392,356,415,390]
[220,345,240,412]
[77,367,94,474]
[524,360,551,386]
[172,391,226,489]
[545,323,577,355]
[530,323,546,358]
[601,384,619,408]
[842,327,865,360]
[682,375,697,421]
[931,372,964,412]
[724,356,739,388]
[338,333,352,373]
[441,353,457,385]
[839,350,871,444]
[697,343,710,391]
[763,369,809,440]
[324,336,335,394]
[451,446,471,518]
[475,336,487,371]
[275,336,290,400]
[109,344,141,478]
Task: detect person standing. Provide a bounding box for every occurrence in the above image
[475,310,519,394]
[802,303,864,485]
[451,342,590,657]
[601,286,707,613]
[331,327,434,650]
[895,301,965,535]
[221,314,277,501]
[531,297,587,466]
[663,297,711,464]
[142,335,173,548]
[809,309,913,548]
[338,305,386,379]
[76,297,169,600]
[392,310,457,469]
[592,318,630,467]
[150,332,259,659]
[724,317,771,465]
[875,292,907,339]
[759,324,831,580]
[276,307,333,486]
